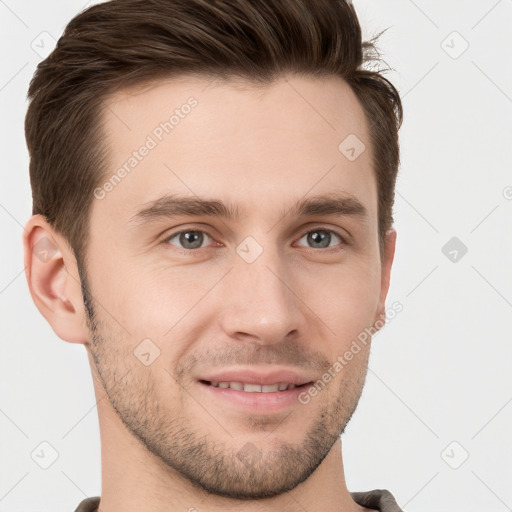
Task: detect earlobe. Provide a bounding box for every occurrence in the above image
[23,215,89,344]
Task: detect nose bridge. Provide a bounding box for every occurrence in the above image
[219,238,303,344]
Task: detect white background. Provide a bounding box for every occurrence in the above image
[1,1,511,511]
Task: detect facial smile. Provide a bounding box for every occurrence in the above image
[195,367,316,414]
[205,381,301,392]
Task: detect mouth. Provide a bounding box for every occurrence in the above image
[195,368,317,413]
[199,380,313,392]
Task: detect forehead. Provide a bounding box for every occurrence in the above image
[95,74,376,227]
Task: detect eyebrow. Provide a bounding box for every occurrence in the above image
[130,193,368,225]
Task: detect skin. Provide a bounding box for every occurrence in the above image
[24,74,396,512]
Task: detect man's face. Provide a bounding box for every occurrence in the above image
[83,74,390,499]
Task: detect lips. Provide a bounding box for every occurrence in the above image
[205,381,299,392]
[198,368,314,393]
[196,368,316,413]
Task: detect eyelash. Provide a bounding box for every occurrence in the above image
[161,226,347,253]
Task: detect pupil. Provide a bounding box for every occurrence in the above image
[309,230,330,248]
[181,231,203,249]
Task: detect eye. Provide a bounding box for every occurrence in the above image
[162,227,346,252]
[164,230,213,250]
[296,228,344,249]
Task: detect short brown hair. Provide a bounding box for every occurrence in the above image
[25,0,402,267]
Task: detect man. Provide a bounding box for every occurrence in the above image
[23,0,403,510]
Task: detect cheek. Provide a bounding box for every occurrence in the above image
[93,262,230,363]
[301,262,381,345]
[88,249,196,330]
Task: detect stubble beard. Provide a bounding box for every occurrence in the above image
[79,267,369,500]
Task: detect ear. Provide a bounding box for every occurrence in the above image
[23,215,89,344]
[373,228,397,328]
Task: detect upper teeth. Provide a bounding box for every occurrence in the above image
[209,382,296,392]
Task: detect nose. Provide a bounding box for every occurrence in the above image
[218,244,306,346]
